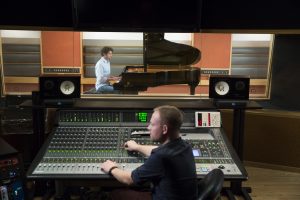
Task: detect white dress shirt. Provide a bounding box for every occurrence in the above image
[95,57,111,90]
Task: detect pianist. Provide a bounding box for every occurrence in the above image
[95,46,120,93]
[101,105,198,200]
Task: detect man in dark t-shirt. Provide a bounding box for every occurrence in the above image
[101,105,198,200]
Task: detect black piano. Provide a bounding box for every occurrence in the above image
[113,33,201,95]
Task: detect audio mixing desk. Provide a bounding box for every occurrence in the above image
[27,109,247,181]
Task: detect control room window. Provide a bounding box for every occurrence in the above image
[81,32,192,94]
[231,34,273,99]
[0,30,41,95]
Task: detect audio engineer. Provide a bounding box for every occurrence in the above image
[101,105,198,200]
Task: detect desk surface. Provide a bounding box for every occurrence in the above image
[20,98,262,110]
[213,100,262,109]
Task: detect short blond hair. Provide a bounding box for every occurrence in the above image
[154,105,183,132]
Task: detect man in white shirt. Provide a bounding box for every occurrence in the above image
[95,46,120,93]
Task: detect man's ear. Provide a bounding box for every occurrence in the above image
[162,124,168,135]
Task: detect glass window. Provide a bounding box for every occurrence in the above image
[0,31,273,99]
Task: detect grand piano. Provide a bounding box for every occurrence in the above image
[113,33,201,95]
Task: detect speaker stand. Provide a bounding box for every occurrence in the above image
[215,100,262,200]
[214,99,248,108]
[31,91,45,156]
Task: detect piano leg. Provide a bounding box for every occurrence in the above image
[189,85,196,95]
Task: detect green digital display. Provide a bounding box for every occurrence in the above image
[137,112,148,123]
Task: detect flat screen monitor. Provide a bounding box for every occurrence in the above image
[73,0,202,32]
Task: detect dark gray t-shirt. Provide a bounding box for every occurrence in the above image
[131,137,197,200]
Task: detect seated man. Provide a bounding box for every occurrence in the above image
[101,105,198,200]
[95,46,120,93]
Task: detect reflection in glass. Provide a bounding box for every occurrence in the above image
[0,31,272,99]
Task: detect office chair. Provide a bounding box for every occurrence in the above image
[198,168,224,200]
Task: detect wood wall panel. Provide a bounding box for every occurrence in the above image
[250,85,266,95]
[221,109,300,168]
[41,31,81,67]
[193,33,231,68]
[142,85,207,95]
[5,83,38,93]
[82,84,210,96]
[73,32,81,67]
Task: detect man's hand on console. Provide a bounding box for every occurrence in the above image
[124,140,140,151]
[101,160,118,174]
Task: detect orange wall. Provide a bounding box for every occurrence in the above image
[143,85,208,95]
[193,33,231,68]
[41,31,81,67]
[6,84,38,93]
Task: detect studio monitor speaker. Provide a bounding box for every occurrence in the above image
[39,76,80,100]
[209,75,250,100]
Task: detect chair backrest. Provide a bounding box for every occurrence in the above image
[197,169,224,200]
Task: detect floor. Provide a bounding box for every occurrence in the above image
[223,166,300,200]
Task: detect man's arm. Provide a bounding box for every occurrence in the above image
[125,140,158,157]
[101,160,133,185]
[110,168,133,185]
[107,76,121,84]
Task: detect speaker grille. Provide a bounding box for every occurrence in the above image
[39,76,80,99]
[209,75,250,100]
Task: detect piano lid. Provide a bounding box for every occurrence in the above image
[144,33,201,66]
[113,32,201,95]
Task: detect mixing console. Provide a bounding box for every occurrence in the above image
[27,110,246,180]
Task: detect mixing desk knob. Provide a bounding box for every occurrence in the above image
[218,165,225,169]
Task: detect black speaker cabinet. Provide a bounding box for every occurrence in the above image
[39,76,80,100]
[209,75,250,100]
